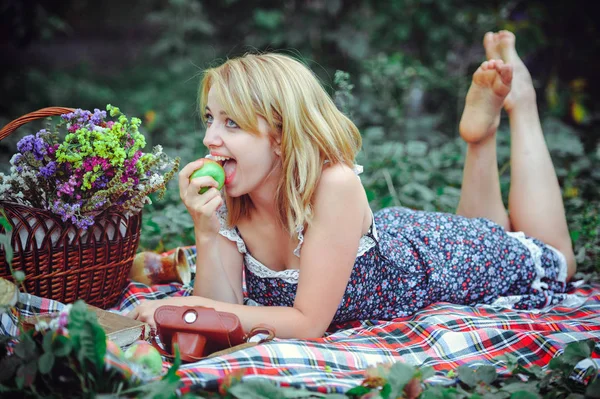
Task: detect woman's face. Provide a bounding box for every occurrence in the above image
[202,87,281,198]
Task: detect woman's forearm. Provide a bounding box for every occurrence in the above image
[193,234,241,304]
[161,296,324,339]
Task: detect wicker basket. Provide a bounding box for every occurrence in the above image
[0,107,141,309]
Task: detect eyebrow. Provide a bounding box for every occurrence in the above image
[205,106,227,115]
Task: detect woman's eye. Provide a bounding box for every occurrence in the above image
[204,114,213,124]
[225,119,239,128]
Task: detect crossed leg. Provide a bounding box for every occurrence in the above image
[456,31,576,279]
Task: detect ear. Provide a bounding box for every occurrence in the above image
[273,135,282,156]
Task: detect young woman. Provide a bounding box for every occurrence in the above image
[127,31,575,339]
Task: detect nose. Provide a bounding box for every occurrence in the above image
[202,123,224,148]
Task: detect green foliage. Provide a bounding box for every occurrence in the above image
[0,299,182,398]
[179,339,599,398]
[0,0,598,275]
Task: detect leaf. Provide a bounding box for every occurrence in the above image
[69,300,106,370]
[387,362,417,397]
[586,378,600,399]
[345,385,372,396]
[72,317,106,371]
[68,300,92,335]
[0,355,20,383]
[14,332,36,360]
[52,334,73,357]
[503,353,519,371]
[38,352,55,374]
[457,365,478,388]
[526,365,546,380]
[253,9,284,30]
[475,365,497,385]
[406,140,428,157]
[164,343,182,380]
[12,271,25,284]
[16,361,37,388]
[501,382,538,394]
[124,377,181,399]
[509,392,539,399]
[373,382,389,399]
[0,235,13,268]
[228,379,286,398]
[0,209,13,232]
[42,331,53,352]
[561,340,595,366]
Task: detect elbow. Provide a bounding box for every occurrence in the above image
[286,311,329,339]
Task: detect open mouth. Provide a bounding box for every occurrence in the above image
[207,154,237,184]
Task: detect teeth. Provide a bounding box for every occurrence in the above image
[207,155,231,162]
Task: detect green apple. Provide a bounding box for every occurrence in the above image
[190,159,226,194]
[124,340,163,375]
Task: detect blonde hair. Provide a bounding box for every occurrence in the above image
[199,53,362,235]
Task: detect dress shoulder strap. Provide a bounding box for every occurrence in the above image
[216,205,248,254]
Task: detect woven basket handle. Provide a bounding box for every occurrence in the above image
[0,107,75,141]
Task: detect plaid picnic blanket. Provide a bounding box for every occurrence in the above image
[2,251,600,394]
[112,281,600,394]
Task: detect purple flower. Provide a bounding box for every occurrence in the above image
[17,135,48,160]
[90,109,107,125]
[58,312,69,328]
[36,129,50,139]
[32,137,47,160]
[61,112,74,121]
[16,135,35,153]
[77,216,95,230]
[57,175,78,196]
[10,153,23,166]
[93,174,109,189]
[38,161,57,178]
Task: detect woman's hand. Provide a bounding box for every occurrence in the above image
[179,159,222,237]
[126,298,171,329]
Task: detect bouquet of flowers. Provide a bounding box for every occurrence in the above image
[0,105,179,229]
[0,298,181,397]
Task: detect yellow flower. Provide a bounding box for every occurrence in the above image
[145,110,156,129]
[564,187,578,198]
[571,102,588,124]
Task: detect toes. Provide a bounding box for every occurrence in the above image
[498,30,516,42]
[483,59,505,70]
[484,32,500,60]
[498,64,513,85]
[497,30,517,61]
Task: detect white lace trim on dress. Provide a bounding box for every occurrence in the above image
[245,255,300,284]
[545,243,568,283]
[507,231,548,291]
[216,206,247,254]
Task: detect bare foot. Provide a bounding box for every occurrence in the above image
[459,59,513,143]
[483,30,536,113]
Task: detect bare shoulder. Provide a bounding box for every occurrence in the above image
[316,163,363,196]
[313,163,367,214]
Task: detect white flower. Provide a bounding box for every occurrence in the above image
[149,174,164,186]
[35,320,49,331]
[0,182,12,198]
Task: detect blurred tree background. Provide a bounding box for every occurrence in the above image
[1,0,598,277]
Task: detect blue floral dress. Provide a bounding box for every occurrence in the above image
[215,170,570,324]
